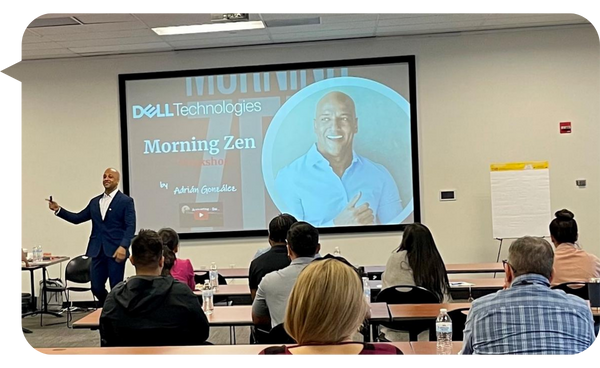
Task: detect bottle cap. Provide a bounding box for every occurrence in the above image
[440,308,447,313]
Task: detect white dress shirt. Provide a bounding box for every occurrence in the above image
[100,188,118,220]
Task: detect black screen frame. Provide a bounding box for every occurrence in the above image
[119,55,420,239]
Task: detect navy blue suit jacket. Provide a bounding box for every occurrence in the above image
[56,191,136,258]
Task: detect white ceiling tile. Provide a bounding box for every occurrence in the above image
[58,36,165,49]
[43,29,157,42]
[36,10,129,18]
[259,14,321,21]
[377,15,485,28]
[68,42,172,54]
[267,20,376,35]
[23,54,79,60]
[481,14,588,26]
[32,21,148,36]
[379,10,452,19]
[134,14,213,28]
[74,14,138,24]
[271,30,375,42]
[22,41,65,51]
[168,35,272,48]
[22,48,77,57]
[376,23,483,36]
[320,14,379,24]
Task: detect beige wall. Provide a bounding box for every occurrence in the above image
[13,25,600,299]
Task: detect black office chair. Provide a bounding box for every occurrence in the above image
[250,324,272,344]
[266,323,296,344]
[63,255,94,327]
[447,307,470,341]
[551,282,589,300]
[375,285,440,341]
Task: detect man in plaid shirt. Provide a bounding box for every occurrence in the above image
[461,236,595,354]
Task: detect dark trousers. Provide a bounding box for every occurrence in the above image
[91,251,126,307]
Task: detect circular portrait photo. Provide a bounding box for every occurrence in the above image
[262,77,414,227]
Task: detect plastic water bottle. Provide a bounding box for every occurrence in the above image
[209,262,218,291]
[38,245,44,261]
[201,280,214,315]
[333,247,341,256]
[436,308,453,355]
[362,277,371,303]
[34,246,41,262]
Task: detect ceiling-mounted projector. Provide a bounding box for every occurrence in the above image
[211,13,250,22]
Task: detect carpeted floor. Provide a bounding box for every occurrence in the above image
[22,310,251,348]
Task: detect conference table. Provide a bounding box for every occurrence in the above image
[21,256,70,326]
[196,263,505,280]
[39,341,463,355]
[72,302,391,344]
[364,263,505,279]
[195,268,249,279]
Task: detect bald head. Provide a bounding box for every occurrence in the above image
[103,168,120,193]
[315,92,356,119]
[313,91,358,162]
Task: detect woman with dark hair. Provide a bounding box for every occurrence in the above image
[550,209,600,285]
[161,245,176,277]
[380,223,451,340]
[158,228,196,290]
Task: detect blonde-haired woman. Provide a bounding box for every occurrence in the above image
[260,257,403,354]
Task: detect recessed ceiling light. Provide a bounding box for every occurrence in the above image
[152,21,265,36]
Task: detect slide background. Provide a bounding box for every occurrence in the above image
[124,62,415,233]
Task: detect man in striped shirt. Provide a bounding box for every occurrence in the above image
[461,236,595,354]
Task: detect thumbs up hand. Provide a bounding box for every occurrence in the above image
[333,192,375,226]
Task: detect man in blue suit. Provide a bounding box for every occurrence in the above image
[47,168,136,306]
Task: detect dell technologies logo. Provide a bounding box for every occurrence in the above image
[132,104,175,119]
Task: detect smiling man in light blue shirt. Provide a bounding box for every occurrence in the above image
[275,91,402,227]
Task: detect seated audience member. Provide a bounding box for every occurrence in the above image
[260,258,402,354]
[549,209,600,285]
[252,221,320,328]
[158,227,196,290]
[253,247,270,260]
[100,229,209,347]
[161,245,176,277]
[249,213,297,300]
[461,236,595,355]
[380,223,451,340]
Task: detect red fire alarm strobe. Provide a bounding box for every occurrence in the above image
[560,122,572,134]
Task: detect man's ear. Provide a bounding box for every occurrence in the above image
[507,265,515,283]
[316,243,321,254]
[129,255,135,266]
[548,269,554,284]
[354,118,358,133]
[159,255,164,269]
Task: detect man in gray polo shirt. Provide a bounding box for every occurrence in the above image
[252,221,321,328]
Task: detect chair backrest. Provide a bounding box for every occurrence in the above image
[267,323,296,344]
[589,282,600,308]
[375,285,440,304]
[194,271,228,286]
[551,282,589,300]
[447,308,470,341]
[65,255,92,284]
